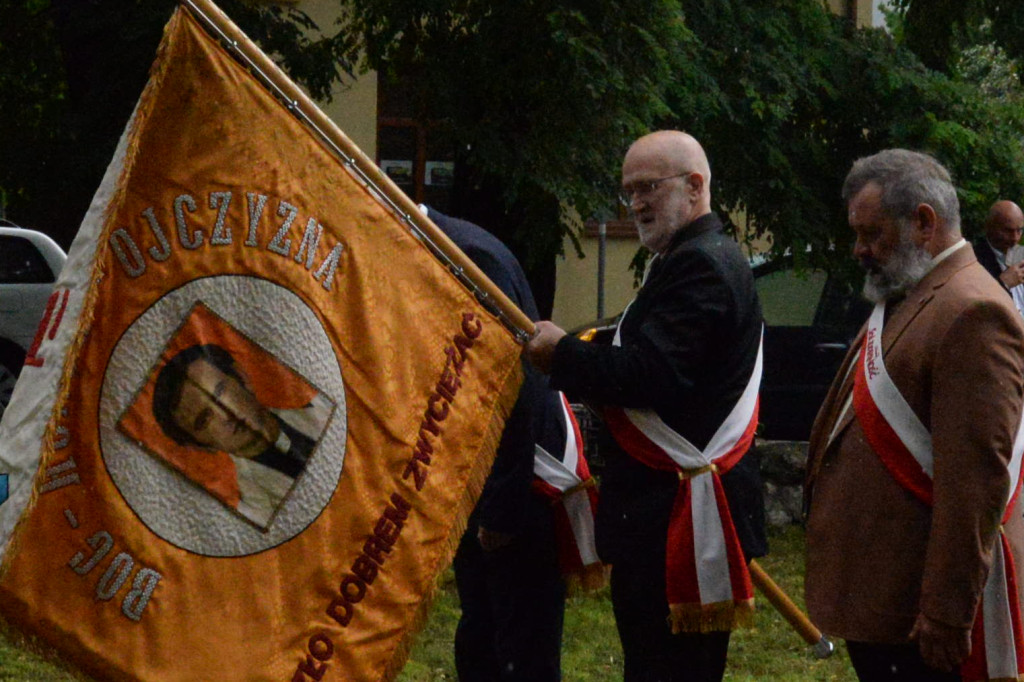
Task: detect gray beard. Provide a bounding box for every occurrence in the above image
[862,240,932,304]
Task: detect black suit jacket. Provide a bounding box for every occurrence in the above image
[973,236,1003,282]
[427,208,566,536]
[551,213,767,564]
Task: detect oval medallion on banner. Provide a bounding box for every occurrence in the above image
[99,276,346,556]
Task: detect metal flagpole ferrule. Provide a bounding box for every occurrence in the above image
[748,559,834,659]
[813,634,835,659]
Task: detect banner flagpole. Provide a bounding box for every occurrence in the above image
[749,560,834,658]
[180,0,536,343]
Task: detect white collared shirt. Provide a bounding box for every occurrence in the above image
[985,239,1024,316]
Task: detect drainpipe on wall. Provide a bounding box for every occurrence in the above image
[597,221,606,319]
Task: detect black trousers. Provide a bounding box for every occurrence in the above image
[453,504,566,682]
[610,557,731,682]
[846,640,961,682]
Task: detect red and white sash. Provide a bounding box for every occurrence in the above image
[853,302,1024,682]
[604,323,763,633]
[532,393,603,590]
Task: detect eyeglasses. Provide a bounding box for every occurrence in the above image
[619,172,691,207]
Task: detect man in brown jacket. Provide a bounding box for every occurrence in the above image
[805,149,1024,681]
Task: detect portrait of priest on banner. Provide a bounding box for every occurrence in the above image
[117,303,334,530]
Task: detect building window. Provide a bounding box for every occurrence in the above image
[377,76,455,213]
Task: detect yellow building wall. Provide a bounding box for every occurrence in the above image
[319,74,378,160]
[825,0,877,27]
[298,0,378,158]
[552,233,642,331]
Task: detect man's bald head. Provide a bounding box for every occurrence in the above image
[625,131,712,203]
[985,200,1024,254]
[620,130,713,253]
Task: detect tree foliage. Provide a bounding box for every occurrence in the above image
[655,0,1024,279]
[3,0,1024,298]
[0,0,349,246]
[0,1,66,221]
[891,0,1024,74]
[336,0,691,277]
[333,0,1024,283]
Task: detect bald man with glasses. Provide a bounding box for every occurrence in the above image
[526,130,767,682]
[973,199,1024,316]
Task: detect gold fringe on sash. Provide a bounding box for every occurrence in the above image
[668,598,756,635]
[564,561,609,595]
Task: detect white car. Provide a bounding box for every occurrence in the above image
[0,224,67,418]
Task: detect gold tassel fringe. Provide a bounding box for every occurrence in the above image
[564,561,609,596]
[668,598,756,635]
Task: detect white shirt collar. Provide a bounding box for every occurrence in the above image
[928,238,967,272]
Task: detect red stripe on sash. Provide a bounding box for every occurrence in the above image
[851,345,933,506]
[604,398,759,631]
[531,396,601,582]
[1006,477,1024,527]
[604,407,680,474]
[531,478,561,500]
[1004,535,1024,677]
[666,482,700,605]
[962,618,988,682]
[851,330,1024,681]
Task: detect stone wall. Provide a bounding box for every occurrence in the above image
[756,439,809,527]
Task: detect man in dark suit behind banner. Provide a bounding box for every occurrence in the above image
[972,199,1024,317]
[526,130,767,682]
[805,149,1024,681]
[421,205,572,682]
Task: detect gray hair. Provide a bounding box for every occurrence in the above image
[842,149,961,235]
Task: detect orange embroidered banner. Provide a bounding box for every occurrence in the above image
[0,6,523,681]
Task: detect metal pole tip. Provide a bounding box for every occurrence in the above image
[812,635,835,659]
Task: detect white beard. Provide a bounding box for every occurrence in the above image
[862,239,932,304]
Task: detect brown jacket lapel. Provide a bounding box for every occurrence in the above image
[806,325,865,485]
[880,243,974,353]
[806,242,975,484]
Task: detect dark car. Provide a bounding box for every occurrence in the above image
[752,257,869,440]
[569,257,868,450]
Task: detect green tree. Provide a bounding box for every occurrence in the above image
[338,0,1024,285]
[2,0,686,311]
[336,0,691,307]
[0,0,350,246]
[653,0,1024,280]
[890,0,1024,75]
[0,1,66,222]
[5,0,1024,301]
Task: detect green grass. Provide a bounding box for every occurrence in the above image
[398,524,856,681]
[0,526,857,681]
